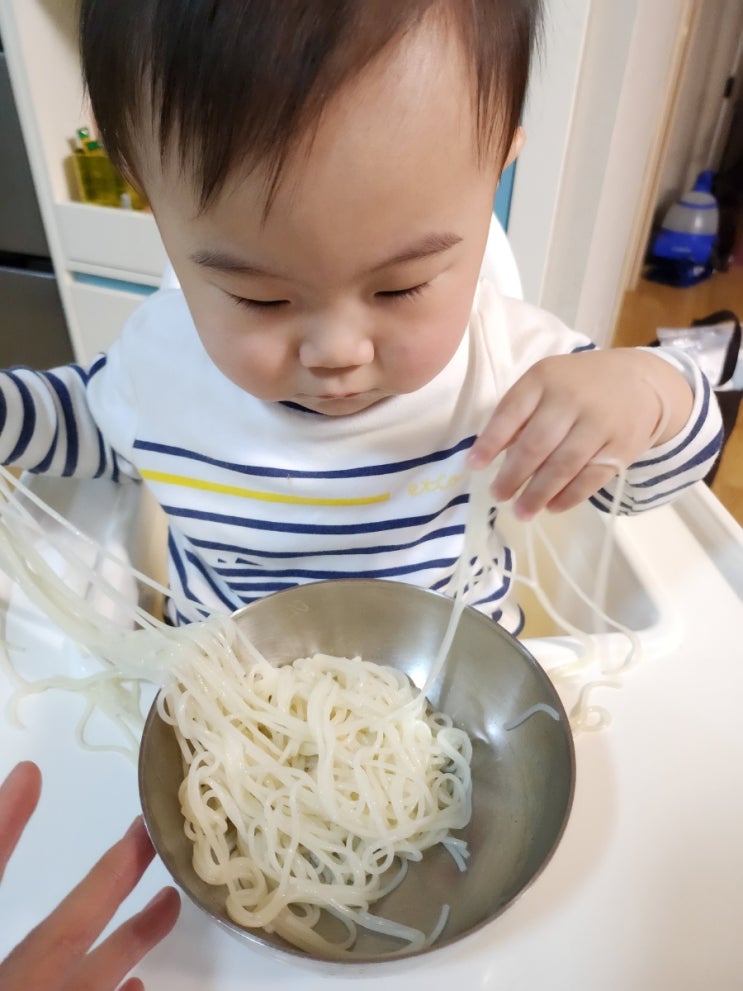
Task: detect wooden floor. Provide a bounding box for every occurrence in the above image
[612,265,743,526]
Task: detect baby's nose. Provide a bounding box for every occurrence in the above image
[299,317,374,369]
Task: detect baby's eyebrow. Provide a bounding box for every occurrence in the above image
[189,232,462,281]
[188,249,272,277]
[368,232,463,271]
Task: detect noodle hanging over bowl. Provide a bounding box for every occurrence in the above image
[0,466,476,955]
[0,461,633,957]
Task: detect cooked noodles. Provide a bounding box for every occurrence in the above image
[0,465,472,954]
[425,458,640,731]
[0,456,640,952]
[159,648,471,954]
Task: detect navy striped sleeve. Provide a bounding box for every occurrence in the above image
[0,362,127,479]
[591,349,724,515]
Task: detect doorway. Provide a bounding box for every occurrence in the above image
[611,0,743,525]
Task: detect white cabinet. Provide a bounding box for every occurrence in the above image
[0,0,167,362]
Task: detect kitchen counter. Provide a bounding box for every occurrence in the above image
[1,480,742,990]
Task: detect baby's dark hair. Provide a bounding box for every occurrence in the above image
[80,0,542,209]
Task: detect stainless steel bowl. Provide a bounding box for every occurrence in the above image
[138,579,575,966]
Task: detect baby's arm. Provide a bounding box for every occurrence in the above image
[0,362,128,478]
[467,346,722,519]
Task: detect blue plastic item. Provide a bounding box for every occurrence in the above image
[647,170,719,286]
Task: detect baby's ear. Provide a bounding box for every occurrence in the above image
[503,126,525,171]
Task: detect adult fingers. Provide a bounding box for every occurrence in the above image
[118,980,145,991]
[0,762,42,881]
[0,817,155,991]
[69,886,180,991]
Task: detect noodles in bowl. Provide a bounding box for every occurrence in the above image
[138,578,575,966]
[0,465,575,964]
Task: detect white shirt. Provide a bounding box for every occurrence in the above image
[0,280,723,629]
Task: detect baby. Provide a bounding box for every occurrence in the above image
[0,0,722,629]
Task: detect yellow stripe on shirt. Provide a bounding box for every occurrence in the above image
[139,469,391,506]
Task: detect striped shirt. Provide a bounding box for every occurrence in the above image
[0,281,723,629]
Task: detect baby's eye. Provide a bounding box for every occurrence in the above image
[229,294,289,310]
[375,282,430,301]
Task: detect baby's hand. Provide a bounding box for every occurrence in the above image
[467,348,693,519]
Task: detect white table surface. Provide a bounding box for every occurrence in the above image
[1,487,743,991]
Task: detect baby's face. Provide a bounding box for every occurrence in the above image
[144,21,503,416]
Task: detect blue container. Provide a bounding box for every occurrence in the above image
[648,171,719,285]
[652,170,719,264]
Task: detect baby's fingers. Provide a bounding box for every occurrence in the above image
[505,420,616,518]
[467,376,543,471]
[543,461,618,515]
[491,405,577,507]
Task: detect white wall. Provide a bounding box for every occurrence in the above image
[507,0,592,307]
[507,0,643,335]
[507,0,705,346]
[574,0,695,343]
[538,0,638,330]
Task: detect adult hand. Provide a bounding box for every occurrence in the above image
[467,348,694,519]
[0,761,180,991]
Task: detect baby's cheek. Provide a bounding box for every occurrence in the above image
[415,314,467,376]
[196,327,284,397]
[234,344,290,393]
